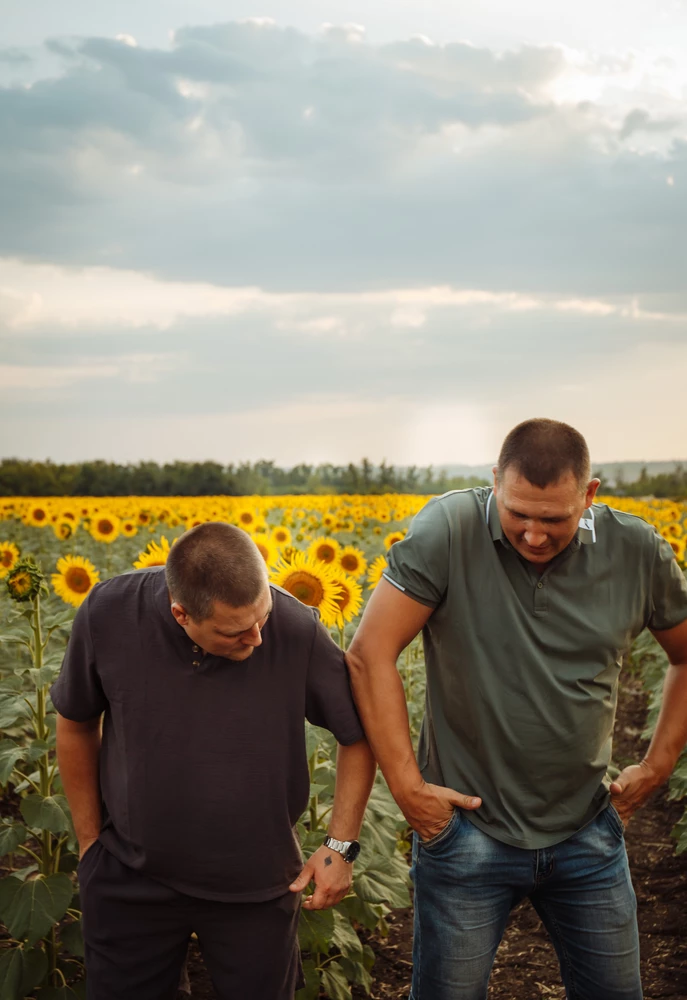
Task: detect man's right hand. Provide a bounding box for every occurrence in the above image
[401,781,482,842]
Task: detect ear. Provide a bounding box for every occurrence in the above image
[492,465,499,493]
[170,602,189,627]
[584,478,601,509]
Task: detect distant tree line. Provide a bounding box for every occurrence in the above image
[3,458,684,499]
[0,458,489,497]
[593,465,687,499]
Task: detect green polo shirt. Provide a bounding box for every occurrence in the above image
[385,487,687,849]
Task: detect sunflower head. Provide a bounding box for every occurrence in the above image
[7,558,45,603]
[384,530,407,551]
[133,536,172,569]
[254,537,280,568]
[338,545,367,579]
[0,541,20,578]
[308,537,340,565]
[366,554,388,590]
[52,555,100,608]
[90,514,121,544]
[330,571,364,626]
[53,520,75,541]
[271,552,342,628]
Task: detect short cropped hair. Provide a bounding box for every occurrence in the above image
[165,522,268,621]
[496,418,591,489]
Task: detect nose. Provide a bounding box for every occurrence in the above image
[241,623,263,647]
[524,529,548,549]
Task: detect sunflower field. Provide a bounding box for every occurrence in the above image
[0,492,686,998]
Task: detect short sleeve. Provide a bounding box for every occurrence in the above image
[648,531,687,631]
[384,498,451,608]
[49,595,108,721]
[305,618,364,745]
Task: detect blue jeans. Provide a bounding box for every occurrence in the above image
[410,804,641,1000]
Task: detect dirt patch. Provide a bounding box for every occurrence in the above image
[183,671,687,1000]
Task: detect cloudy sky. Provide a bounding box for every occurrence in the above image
[2,0,686,467]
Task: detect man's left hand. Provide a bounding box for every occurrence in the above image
[288,845,354,910]
[609,760,663,825]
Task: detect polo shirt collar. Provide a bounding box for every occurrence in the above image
[485,489,597,545]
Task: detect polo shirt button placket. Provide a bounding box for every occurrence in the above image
[192,644,200,668]
[534,577,548,615]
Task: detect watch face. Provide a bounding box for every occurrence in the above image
[344,840,361,863]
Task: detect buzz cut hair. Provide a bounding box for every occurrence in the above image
[165,522,268,622]
[496,418,591,489]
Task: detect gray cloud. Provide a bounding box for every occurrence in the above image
[620,107,682,140]
[0,22,685,300]
[0,47,31,66]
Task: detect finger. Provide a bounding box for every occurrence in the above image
[306,888,333,910]
[447,791,481,810]
[289,864,315,893]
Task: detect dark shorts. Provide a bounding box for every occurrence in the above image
[79,841,304,1000]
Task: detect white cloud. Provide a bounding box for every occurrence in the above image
[1,353,184,390]
[2,258,686,336]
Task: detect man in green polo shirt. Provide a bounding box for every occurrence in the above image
[347,418,687,1000]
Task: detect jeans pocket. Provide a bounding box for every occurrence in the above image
[606,803,625,839]
[419,809,459,850]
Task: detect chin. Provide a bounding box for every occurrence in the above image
[226,647,255,661]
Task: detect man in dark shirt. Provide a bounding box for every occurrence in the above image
[52,522,376,1000]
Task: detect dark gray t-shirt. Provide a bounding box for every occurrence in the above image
[51,568,364,902]
[385,488,687,849]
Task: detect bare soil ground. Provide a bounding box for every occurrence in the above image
[184,672,687,999]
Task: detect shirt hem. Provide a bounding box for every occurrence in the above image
[147,872,296,903]
[462,793,610,851]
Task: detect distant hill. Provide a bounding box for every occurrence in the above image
[436,461,686,488]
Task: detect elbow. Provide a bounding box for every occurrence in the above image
[344,644,367,686]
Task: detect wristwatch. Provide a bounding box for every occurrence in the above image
[323,835,361,863]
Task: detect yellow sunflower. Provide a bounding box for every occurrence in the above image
[235,507,262,530]
[367,554,388,590]
[0,541,20,578]
[668,537,686,565]
[337,545,368,579]
[329,571,364,627]
[307,537,341,565]
[90,514,121,544]
[52,555,100,608]
[384,529,407,551]
[23,504,50,528]
[133,536,172,569]
[7,559,44,602]
[121,518,138,538]
[253,536,280,568]
[271,526,292,548]
[270,552,342,627]
[53,520,76,541]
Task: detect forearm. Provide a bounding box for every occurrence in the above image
[328,738,377,840]
[643,662,687,781]
[346,651,423,810]
[56,714,103,845]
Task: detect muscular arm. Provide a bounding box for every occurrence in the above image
[290,737,376,910]
[611,617,687,822]
[56,712,103,858]
[345,580,480,840]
